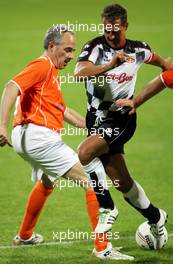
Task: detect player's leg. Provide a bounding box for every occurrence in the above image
[103,153,168,249]
[63,161,134,260]
[12,124,108,249]
[78,135,118,233]
[13,173,54,245]
[77,136,135,259]
[78,135,114,208]
[11,125,55,245]
[78,110,135,222]
[63,161,109,252]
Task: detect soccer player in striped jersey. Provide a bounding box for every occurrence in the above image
[75,4,171,256]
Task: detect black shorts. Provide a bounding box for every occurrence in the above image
[86,110,137,154]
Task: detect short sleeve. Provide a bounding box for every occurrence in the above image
[160,69,173,88]
[11,58,51,94]
[140,42,154,64]
[77,42,99,64]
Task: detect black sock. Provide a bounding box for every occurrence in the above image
[140,204,160,224]
[90,172,114,210]
[125,197,160,224]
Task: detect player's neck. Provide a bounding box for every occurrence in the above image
[43,51,55,67]
[114,39,126,49]
[104,37,126,49]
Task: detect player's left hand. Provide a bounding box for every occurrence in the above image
[114,99,136,115]
[0,126,12,147]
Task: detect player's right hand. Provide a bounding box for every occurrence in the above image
[109,52,135,69]
[0,126,12,147]
[114,99,136,115]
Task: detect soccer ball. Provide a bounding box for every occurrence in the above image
[135,221,168,250]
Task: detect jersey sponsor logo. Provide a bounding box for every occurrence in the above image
[106,72,134,84]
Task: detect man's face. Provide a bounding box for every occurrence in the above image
[49,32,76,69]
[103,17,128,48]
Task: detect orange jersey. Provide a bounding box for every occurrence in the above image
[160,69,173,89]
[11,56,66,132]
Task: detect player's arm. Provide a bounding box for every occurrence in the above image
[64,107,86,128]
[116,69,173,113]
[75,61,112,78]
[149,53,173,71]
[133,76,166,107]
[0,81,19,147]
[74,52,133,78]
[115,76,166,114]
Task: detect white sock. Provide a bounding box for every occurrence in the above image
[123,181,150,209]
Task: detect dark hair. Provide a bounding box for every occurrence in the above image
[43,24,74,50]
[101,4,127,24]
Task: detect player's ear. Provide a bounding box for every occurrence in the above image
[125,22,128,30]
[48,41,56,50]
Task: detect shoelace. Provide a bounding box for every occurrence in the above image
[99,210,110,224]
[106,249,132,259]
[150,224,164,238]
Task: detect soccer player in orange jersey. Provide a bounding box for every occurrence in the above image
[0,25,135,260]
[115,69,173,112]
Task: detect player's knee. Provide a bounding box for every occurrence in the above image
[77,144,94,165]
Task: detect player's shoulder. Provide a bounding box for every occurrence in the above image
[27,56,53,69]
[126,39,151,51]
[82,36,105,49]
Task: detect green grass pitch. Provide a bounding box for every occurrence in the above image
[0,0,173,263]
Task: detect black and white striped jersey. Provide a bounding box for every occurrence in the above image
[77,36,153,117]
